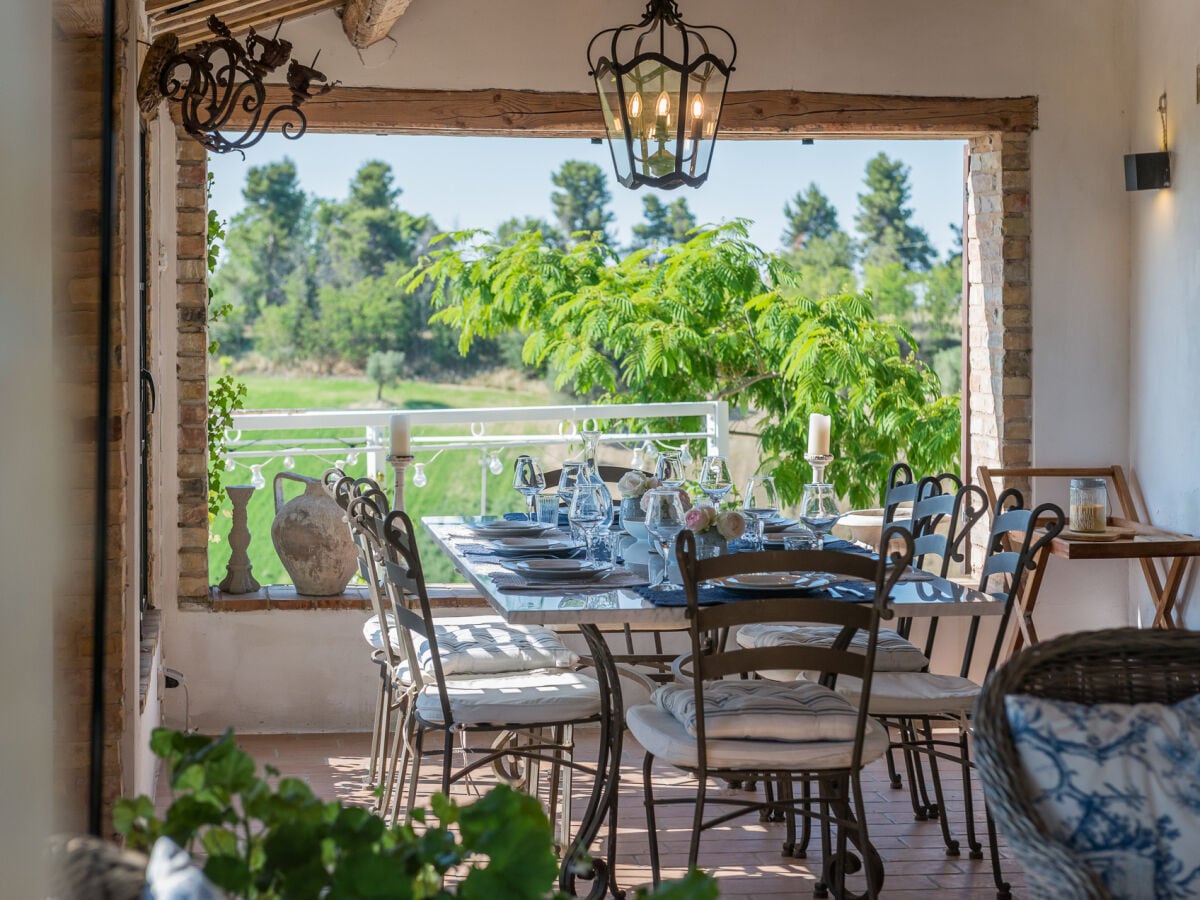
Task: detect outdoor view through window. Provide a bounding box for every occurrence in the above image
[206,135,966,585]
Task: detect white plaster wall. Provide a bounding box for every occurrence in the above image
[1128,0,1200,628]
[168,1,1144,731]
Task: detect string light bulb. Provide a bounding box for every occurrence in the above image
[680,446,693,466]
[488,451,504,475]
[346,452,359,466]
[224,456,236,472]
[250,464,265,490]
[283,455,295,470]
[412,463,428,488]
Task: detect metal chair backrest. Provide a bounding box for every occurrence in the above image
[674,526,914,775]
[883,462,925,524]
[346,491,403,672]
[966,488,1064,674]
[543,465,651,489]
[908,476,988,579]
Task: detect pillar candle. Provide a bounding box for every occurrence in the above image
[808,413,831,456]
[389,413,411,456]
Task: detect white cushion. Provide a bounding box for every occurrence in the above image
[627,703,890,770]
[414,669,602,726]
[1006,693,1200,899]
[835,671,980,715]
[415,618,578,676]
[736,623,929,673]
[653,680,862,742]
[362,612,396,651]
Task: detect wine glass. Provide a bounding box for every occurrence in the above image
[557,461,587,508]
[569,482,608,563]
[643,488,687,590]
[741,475,779,550]
[512,455,546,522]
[655,449,685,487]
[699,455,733,504]
[799,483,841,546]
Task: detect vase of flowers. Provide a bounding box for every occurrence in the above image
[617,471,661,536]
[684,504,748,558]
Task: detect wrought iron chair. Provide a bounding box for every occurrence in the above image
[628,526,914,898]
[831,488,1064,898]
[975,627,1200,899]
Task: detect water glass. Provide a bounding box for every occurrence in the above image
[742,515,765,551]
[799,483,841,545]
[742,475,779,522]
[783,529,821,552]
[569,482,608,563]
[535,493,561,526]
[654,450,685,487]
[699,455,733,504]
[512,455,546,521]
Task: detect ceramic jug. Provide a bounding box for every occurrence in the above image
[271,472,358,595]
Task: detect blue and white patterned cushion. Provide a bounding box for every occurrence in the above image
[1006,693,1200,899]
[654,680,861,742]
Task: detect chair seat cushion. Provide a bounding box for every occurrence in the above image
[653,680,862,742]
[415,617,578,676]
[736,623,929,673]
[834,671,980,715]
[627,703,890,771]
[415,669,602,726]
[1006,693,1200,899]
[362,612,397,651]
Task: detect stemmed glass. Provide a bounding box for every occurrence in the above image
[643,488,687,590]
[569,482,608,563]
[655,449,685,487]
[699,455,733,504]
[741,475,779,550]
[799,483,841,546]
[512,455,546,522]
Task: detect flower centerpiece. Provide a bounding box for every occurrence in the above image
[684,504,746,556]
[617,471,661,522]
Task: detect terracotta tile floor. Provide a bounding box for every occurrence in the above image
[159,729,1026,898]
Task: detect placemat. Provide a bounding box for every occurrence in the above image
[489,569,650,595]
[633,580,879,607]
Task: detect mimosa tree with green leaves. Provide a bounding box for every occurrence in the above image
[402,223,959,509]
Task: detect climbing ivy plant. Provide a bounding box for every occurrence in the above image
[402,222,959,509]
[205,172,247,520]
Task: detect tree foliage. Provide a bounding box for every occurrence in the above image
[403,222,959,507]
[630,195,697,252]
[782,183,841,249]
[550,160,615,246]
[854,153,935,272]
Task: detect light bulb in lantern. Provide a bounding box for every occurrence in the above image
[488,451,503,475]
[250,465,265,490]
[655,90,670,118]
[628,92,643,119]
[412,463,427,488]
[691,94,704,121]
[283,455,295,470]
[224,456,235,472]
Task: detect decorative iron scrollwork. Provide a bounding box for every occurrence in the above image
[144,15,335,157]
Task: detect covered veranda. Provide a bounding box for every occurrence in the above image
[3,0,1198,895]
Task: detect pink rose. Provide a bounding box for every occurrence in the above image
[685,506,716,532]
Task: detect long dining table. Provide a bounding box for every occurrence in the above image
[422,515,1007,899]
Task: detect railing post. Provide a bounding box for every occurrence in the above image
[480,448,489,516]
[365,425,386,483]
[707,401,730,457]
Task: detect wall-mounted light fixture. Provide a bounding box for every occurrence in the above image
[1125,93,1171,190]
[587,0,736,190]
[138,16,334,157]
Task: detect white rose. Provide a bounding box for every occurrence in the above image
[617,471,646,497]
[715,510,747,541]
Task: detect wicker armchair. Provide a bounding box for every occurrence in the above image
[974,627,1200,899]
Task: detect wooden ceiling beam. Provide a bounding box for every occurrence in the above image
[54,0,105,36]
[149,0,341,44]
[341,0,414,49]
[182,86,1038,138]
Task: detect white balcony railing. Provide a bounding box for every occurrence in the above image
[225,400,730,513]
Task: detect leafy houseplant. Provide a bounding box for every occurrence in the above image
[116,728,717,900]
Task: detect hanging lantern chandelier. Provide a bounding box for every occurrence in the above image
[139,15,334,157]
[587,0,736,190]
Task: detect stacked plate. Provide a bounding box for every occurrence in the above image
[761,516,800,533]
[718,572,833,593]
[464,518,558,539]
[488,537,581,558]
[500,558,612,582]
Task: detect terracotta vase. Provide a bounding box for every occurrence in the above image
[271,472,358,596]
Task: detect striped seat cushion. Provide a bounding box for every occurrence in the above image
[653,679,861,742]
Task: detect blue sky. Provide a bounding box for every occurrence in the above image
[208,134,967,257]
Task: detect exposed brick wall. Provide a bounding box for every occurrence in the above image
[53,30,129,835]
[176,129,210,608]
[966,131,1033,500]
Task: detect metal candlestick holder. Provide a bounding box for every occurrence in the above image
[804,452,834,485]
[387,454,416,511]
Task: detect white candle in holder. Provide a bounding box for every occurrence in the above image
[389,413,411,456]
[808,413,831,456]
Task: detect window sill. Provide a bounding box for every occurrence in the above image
[139,609,162,713]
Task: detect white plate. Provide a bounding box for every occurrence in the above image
[503,559,613,581]
[465,519,557,538]
[719,572,833,592]
[761,517,799,533]
[488,537,579,557]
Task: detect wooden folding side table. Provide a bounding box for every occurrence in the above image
[976,465,1200,656]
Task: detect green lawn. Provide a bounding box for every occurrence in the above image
[209,374,562,587]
